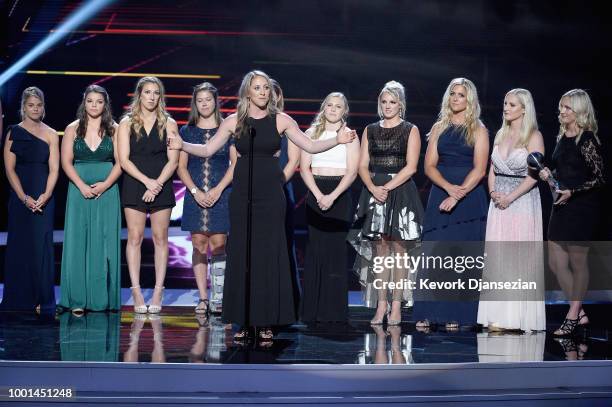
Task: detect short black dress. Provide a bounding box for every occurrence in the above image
[121,120,176,210]
[548,131,605,242]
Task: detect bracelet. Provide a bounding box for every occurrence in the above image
[489,190,495,196]
[23,196,28,205]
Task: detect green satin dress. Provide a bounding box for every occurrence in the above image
[59,136,121,311]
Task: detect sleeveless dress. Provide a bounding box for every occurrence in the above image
[221,115,296,326]
[547,131,605,242]
[59,136,121,312]
[347,121,424,307]
[412,124,488,326]
[121,120,175,210]
[180,125,232,233]
[301,130,351,323]
[477,146,545,331]
[0,125,55,312]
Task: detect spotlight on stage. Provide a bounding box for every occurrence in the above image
[0,0,116,87]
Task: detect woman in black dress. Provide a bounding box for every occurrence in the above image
[540,89,604,336]
[1,87,59,312]
[300,92,360,324]
[117,77,179,314]
[168,70,356,341]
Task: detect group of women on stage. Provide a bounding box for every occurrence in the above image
[1,70,604,342]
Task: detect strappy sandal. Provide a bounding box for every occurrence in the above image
[195,299,209,315]
[148,285,165,314]
[131,286,148,314]
[553,318,580,336]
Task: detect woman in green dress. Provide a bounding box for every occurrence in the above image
[59,85,122,314]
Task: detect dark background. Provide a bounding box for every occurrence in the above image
[1,0,610,246]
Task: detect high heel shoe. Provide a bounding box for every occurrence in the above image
[370,303,389,325]
[148,285,164,314]
[387,310,402,326]
[553,317,580,336]
[195,299,209,315]
[131,286,148,314]
[578,309,590,326]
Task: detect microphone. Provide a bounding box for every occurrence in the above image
[527,152,561,200]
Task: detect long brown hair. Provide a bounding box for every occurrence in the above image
[187,82,222,127]
[75,85,115,139]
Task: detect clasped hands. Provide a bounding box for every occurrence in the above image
[142,178,163,203]
[194,187,221,208]
[79,182,109,200]
[24,192,51,213]
[439,184,467,212]
[316,193,336,211]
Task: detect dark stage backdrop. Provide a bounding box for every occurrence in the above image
[1,1,610,237]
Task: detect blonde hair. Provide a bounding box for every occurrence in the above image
[308,92,349,140]
[270,78,284,112]
[234,70,278,138]
[20,86,45,120]
[377,80,406,119]
[187,82,222,127]
[435,78,481,146]
[494,88,538,148]
[125,76,169,140]
[558,89,599,144]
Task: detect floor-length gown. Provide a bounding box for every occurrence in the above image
[59,136,121,311]
[477,146,545,331]
[1,125,55,312]
[222,115,296,326]
[412,124,488,326]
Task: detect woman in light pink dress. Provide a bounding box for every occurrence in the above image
[477,88,546,332]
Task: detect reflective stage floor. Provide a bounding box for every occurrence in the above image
[1,305,610,365]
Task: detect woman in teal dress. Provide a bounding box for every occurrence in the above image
[59,85,122,313]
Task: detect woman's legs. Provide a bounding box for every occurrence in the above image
[208,233,228,314]
[149,208,172,308]
[124,208,147,310]
[191,233,209,310]
[567,245,590,320]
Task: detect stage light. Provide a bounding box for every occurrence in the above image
[0,0,116,87]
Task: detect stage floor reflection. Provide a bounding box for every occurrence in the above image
[1,306,610,365]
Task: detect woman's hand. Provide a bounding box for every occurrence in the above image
[24,195,41,213]
[204,187,221,207]
[495,193,512,210]
[336,127,357,145]
[32,192,51,212]
[317,194,335,211]
[166,132,184,151]
[142,189,156,203]
[445,184,467,200]
[90,182,108,199]
[144,178,163,195]
[539,167,552,181]
[439,196,458,212]
[193,189,207,208]
[79,184,96,199]
[370,185,388,203]
[554,189,572,205]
